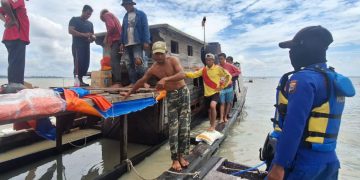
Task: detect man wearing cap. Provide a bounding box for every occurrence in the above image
[123,41,191,171]
[100,9,122,88]
[120,0,150,87]
[218,53,240,123]
[0,0,29,85]
[68,5,95,86]
[267,26,355,180]
[186,53,231,131]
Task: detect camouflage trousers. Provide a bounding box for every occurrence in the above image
[167,86,191,160]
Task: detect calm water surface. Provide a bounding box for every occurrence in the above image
[0,77,359,179]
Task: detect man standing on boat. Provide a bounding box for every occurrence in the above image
[120,0,150,88]
[100,9,123,88]
[123,41,191,171]
[0,0,29,85]
[266,26,355,180]
[68,5,95,87]
[186,53,231,131]
[218,53,240,123]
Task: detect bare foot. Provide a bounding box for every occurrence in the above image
[178,156,189,168]
[144,82,150,88]
[171,160,182,171]
[207,127,215,131]
[224,117,228,123]
[110,83,123,88]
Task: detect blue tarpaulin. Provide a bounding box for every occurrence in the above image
[35,117,56,141]
[97,97,157,119]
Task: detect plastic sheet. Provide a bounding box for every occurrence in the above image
[0,89,66,122]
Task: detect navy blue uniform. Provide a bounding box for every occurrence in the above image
[272,63,340,179]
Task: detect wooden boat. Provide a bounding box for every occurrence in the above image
[0,24,246,179]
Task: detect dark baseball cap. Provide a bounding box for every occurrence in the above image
[279,26,333,49]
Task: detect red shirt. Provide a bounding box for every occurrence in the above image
[0,0,30,44]
[103,12,121,45]
[220,62,241,77]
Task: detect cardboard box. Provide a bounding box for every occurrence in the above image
[91,71,112,87]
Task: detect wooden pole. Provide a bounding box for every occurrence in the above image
[120,114,128,162]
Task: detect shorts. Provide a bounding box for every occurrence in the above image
[204,93,219,110]
[219,86,234,103]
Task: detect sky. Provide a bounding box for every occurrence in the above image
[0,0,359,77]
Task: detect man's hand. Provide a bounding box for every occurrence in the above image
[88,34,96,43]
[143,43,149,50]
[267,164,285,180]
[121,91,131,100]
[156,78,167,90]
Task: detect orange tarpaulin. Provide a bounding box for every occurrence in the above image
[83,94,112,111]
[63,89,102,117]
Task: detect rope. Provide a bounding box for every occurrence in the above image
[68,135,87,148]
[124,159,158,180]
[124,159,201,180]
[231,161,266,176]
[166,170,200,179]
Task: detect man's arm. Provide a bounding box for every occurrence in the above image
[185,68,203,79]
[230,64,241,77]
[140,11,150,48]
[123,68,153,99]
[1,0,18,28]
[68,26,90,38]
[219,67,232,88]
[68,18,90,38]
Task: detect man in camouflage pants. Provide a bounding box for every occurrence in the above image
[167,86,191,170]
[123,41,190,171]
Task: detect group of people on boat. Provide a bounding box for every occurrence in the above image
[1,0,356,179]
[68,0,150,88]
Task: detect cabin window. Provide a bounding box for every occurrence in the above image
[171,40,179,54]
[187,45,193,56]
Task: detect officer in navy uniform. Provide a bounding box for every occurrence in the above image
[266,26,355,180]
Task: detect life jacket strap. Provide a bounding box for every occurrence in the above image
[311,112,342,119]
[307,131,338,139]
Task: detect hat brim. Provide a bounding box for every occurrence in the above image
[152,49,166,54]
[279,40,297,49]
[121,2,136,6]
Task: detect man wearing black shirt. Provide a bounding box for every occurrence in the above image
[68,5,95,86]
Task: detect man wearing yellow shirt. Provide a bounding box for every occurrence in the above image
[186,53,231,131]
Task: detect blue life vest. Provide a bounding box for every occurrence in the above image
[272,67,355,152]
